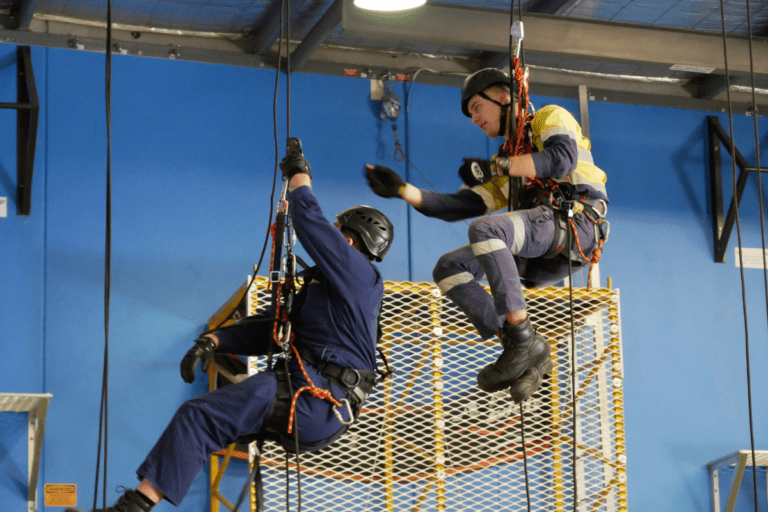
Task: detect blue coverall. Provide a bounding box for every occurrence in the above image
[136,185,384,506]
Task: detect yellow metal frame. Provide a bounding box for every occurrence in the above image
[207,363,253,512]
[205,277,627,512]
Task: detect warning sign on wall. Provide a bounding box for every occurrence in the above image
[45,484,77,507]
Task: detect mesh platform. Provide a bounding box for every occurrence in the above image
[212,277,627,512]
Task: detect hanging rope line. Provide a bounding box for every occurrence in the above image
[280,0,305,506]
[505,4,536,512]
[718,0,760,509]
[519,403,532,512]
[742,0,768,322]
[566,216,578,511]
[91,1,113,510]
[232,0,310,509]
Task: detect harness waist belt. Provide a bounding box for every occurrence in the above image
[295,344,378,405]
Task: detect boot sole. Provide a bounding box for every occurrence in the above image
[509,357,554,403]
[477,338,551,393]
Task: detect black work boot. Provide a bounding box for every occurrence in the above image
[477,317,551,393]
[509,357,554,403]
[64,489,155,512]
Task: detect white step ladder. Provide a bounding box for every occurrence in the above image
[0,393,53,512]
[708,450,768,512]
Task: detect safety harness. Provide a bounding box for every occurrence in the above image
[488,60,609,288]
[236,159,391,512]
[261,344,379,450]
[514,174,609,287]
[260,267,383,453]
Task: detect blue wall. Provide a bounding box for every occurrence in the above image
[1,42,767,512]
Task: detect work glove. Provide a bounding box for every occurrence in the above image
[365,164,405,198]
[458,158,494,187]
[180,336,216,383]
[280,151,311,180]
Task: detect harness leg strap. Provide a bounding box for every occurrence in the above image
[543,209,569,259]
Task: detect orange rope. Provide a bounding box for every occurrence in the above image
[267,203,341,436]
[567,216,606,288]
[510,57,532,157]
[504,61,608,288]
[271,298,284,349]
[285,338,343,434]
[526,177,607,288]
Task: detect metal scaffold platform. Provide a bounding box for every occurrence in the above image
[207,277,627,512]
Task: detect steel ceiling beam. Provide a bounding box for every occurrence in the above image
[526,0,579,16]
[291,0,342,70]
[14,0,39,30]
[340,0,768,78]
[694,75,736,100]
[0,5,765,114]
[252,0,311,55]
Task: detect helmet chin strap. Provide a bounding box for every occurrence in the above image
[478,91,512,138]
[499,103,511,139]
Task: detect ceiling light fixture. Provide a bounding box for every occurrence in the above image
[353,0,426,12]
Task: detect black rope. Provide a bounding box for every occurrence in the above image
[519,403,532,512]
[506,4,515,214]
[718,1,760,510]
[92,1,113,510]
[743,1,768,324]
[285,0,291,140]
[234,0,304,509]
[507,4,535,511]
[566,213,578,511]
[282,0,303,508]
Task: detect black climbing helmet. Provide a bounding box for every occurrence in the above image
[460,68,517,117]
[336,205,394,262]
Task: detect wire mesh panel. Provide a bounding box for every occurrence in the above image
[241,278,626,512]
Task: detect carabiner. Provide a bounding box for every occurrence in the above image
[333,399,355,426]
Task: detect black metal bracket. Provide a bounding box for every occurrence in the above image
[707,116,765,263]
[0,46,39,215]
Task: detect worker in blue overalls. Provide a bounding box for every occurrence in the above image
[365,67,608,404]
[67,149,394,512]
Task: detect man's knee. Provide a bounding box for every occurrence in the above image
[467,216,494,243]
[432,251,456,282]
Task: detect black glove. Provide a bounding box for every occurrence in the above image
[458,158,494,187]
[365,164,405,198]
[180,336,216,383]
[280,151,311,180]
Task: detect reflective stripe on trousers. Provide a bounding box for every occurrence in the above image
[433,205,596,340]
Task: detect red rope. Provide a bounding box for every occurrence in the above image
[567,216,606,289]
[526,178,607,288]
[286,337,343,434]
[510,57,533,157]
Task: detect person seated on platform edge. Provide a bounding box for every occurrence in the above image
[66,149,394,512]
[365,67,608,404]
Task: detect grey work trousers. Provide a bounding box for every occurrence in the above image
[432,205,597,340]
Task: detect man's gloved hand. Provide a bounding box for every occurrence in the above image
[458,158,494,187]
[180,336,216,383]
[365,164,405,198]
[280,151,311,180]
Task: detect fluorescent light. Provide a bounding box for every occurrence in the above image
[353,0,426,12]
